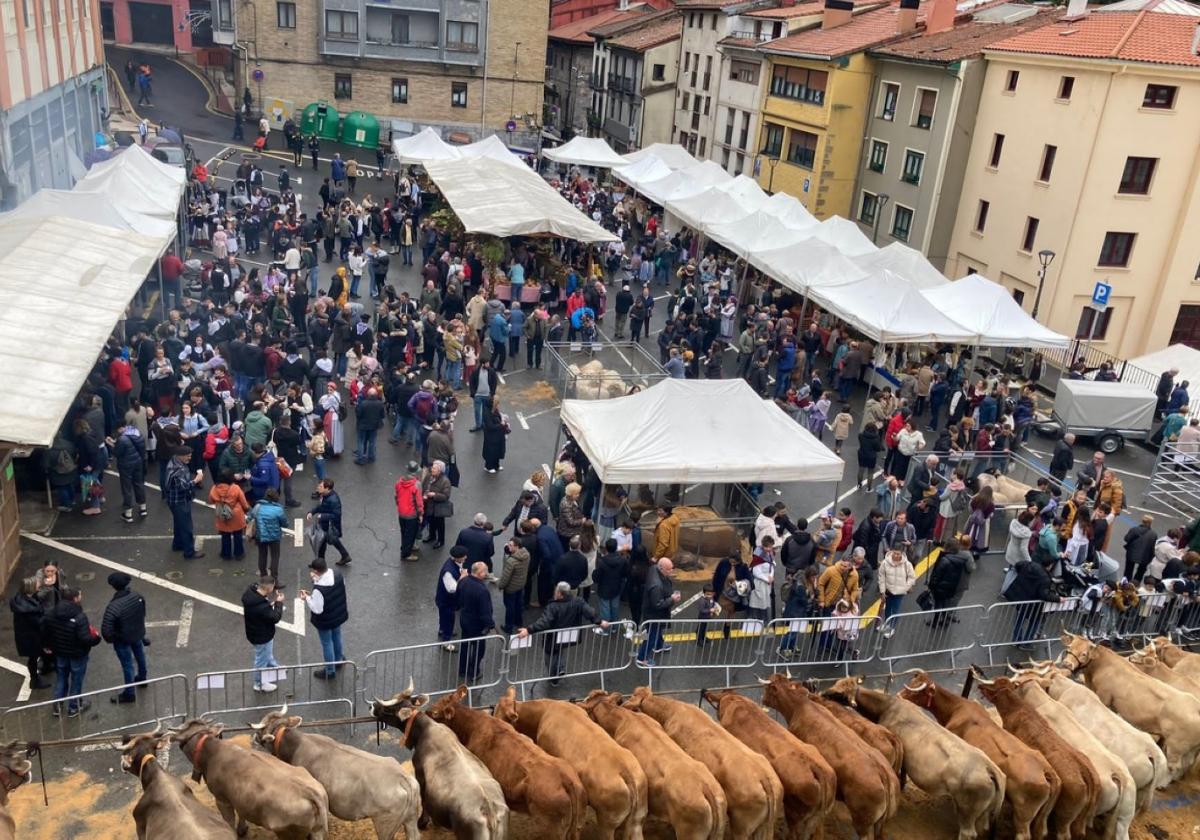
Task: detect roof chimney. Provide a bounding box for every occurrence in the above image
[1063,0,1088,20]
[897,0,919,34]
[926,0,956,35]
[822,0,854,30]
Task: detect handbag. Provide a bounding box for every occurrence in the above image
[916,589,935,611]
[276,456,293,479]
[432,499,454,518]
[245,505,258,541]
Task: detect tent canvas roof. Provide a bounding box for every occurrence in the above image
[811,217,877,257]
[0,216,164,446]
[457,134,525,168]
[810,271,977,343]
[920,273,1070,348]
[543,136,628,168]
[1,188,177,244]
[639,159,731,204]
[612,154,673,191]
[1124,343,1200,389]
[423,157,617,241]
[754,238,869,295]
[854,242,948,290]
[667,175,769,231]
[759,191,818,230]
[74,145,185,219]
[621,143,699,171]
[559,378,845,484]
[707,208,817,257]
[392,127,462,164]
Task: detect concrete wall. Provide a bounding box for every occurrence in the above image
[1,0,104,110]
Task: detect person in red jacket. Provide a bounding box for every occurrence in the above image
[882,409,908,476]
[160,252,184,311]
[394,460,424,562]
[107,351,133,417]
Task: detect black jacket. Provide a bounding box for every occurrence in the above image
[527,596,600,635]
[857,427,883,468]
[502,497,549,531]
[356,396,386,432]
[242,585,284,645]
[101,589,147,645]
[928,550,972,599]
[10,593,43,658]
[457,576,495,636]
[41,600,102,658]
[592,552,629,600]
[1050,439,1074,475]
[469,367,499,398]
[853,519,883,567]
[1004,561,1057,603]
[454,525,496,569]
[113,431,146,471]
[781,531,816,573]
[312,491,344,534]
[557,550,589,590]
[1124,524,1158,568]
[641,567,675,620]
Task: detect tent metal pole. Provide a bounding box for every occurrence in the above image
[549,421,564,487]
[158,263,166,321]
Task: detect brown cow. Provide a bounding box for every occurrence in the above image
[623,686,782,840]
[973,670,1100,840]
[807,691,905,780]
[761,675,898,840]
[1147,636,1200,682]
[1129,649,1200,703]
[578,691,726,840]
[0,742,32,840]
[495,688,648,840]
[426,685,586,840]
[900,672,1059,840]
[703,689,836,840]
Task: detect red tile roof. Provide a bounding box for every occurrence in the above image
[549,8,647,43]
[606,12,684,50]
[873,7,1062,62]
[761,1,920,59]
[988,10,1200,66]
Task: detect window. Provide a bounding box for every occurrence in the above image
[859,191,879,225]
[216,0,233,29]
[1076,306,1112,340]
[451,82,468,108]
[730,59,759,84]
[1098,231,1136,267]
[391,77,408,104]
[1005,69,1019,92]
[276,1,295,28]
[735,152,745,173]
[1038,144,1057,182]
[683,52,690,72]
[699,137,707,157]
[334,73,352,99]
[770,66,828,105]
[902,149,924,184]
[704,55,712,91]
[722,148,731,169]
[652,64,665,81]
[703,96,710,116]
[1012,288,1025,306]
[1170,304,1200,348]
[739,112,750,150]
[681,92,690,111]
[974,199,989,233]
[868,139,887,173]
[988,133,1004,168]
[891,204,914,242]
[762,122,784,157]
[913,89,936,129]
[446,20,478,49]
[724,110,735,146]
[1143,84,1177,109]
[787,129,817,169]
[390,14,409,44]
[711,11,717,29]
[325,10,358,39]
[880,82,899,120]
[1021,217,1039,252]
[1119,156,1157,194]
[1058,75,1074,100]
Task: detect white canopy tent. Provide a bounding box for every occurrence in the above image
[811,217,877,257]
[639,159,731,205]
[392,127,462,165]
[1,188,177,244]
[666,175,768,232]
[758,191,818,230]
[920,273,1070,348]
[457,134,525,168]
[810,271,977,344]
[423,157,617,241]
[612,154,673,192]
[854,242,947,290]
[1125,344,1200,389]
[75,145,185,220]
[706,208,817,258]
[559,378,845,484]
[0,216,164,446]
[754,238,869,295]
[620,143,698,171]
[543,136,627,168]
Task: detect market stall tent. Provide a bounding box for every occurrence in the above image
[639,159,731,205]
[74,145,185,220]
[457,134,526,168]
[810,271,977,344]
[854,242,947,290]
[559,378,845,484]
[612,154,673,192]
[620,143,698,171]
[666,175,768,232]
[543,136,627,168]
[423,156,617,241]
[1125,343,1200,391]
[754,237,869,295]
[810,217,877,257]
[706,208,816,258]
[758,191,818,230]
[920,273,1070,348]
[2,188,177,244]
[392,127,462,165]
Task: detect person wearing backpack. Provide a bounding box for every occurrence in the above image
[208,473,251,560]
[45,432,79,512]
[111,421,147,524]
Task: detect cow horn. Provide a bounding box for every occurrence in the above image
[757,677,771,686]
[249,722,265,731]
[970,666,996,686]
[280,703,288,716]
[786,668,794,680]
[906,681,929,692]
[374,696,401,708]
[404,676,415,697]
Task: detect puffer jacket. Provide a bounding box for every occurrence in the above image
[498,547,530,594]
[100,588,147,645]
[877,555,916,596]
[253,500,288,543]
[41,600,102,658]
[113,428,146,471]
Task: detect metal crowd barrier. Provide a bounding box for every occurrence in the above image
[506,620,636,698]
[0,674,190,744]
[193,661,358,729]
[635,619,766,690]
[359,635,506,707]
[760,615,882,676]
[875,605,986,673]
[979,599,1089,666]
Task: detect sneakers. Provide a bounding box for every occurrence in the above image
[443,643,457,652]
[486,468,497,474]
[335,556,353,566]
[777,649,794,660]
[253,682,278,693]
[314,669,335,680]
[122,510,134,523]
[68,699,92,718]
[138,504,148,518]
[653,644,672,654]
[635,659,655,667]
[110,693,136,704]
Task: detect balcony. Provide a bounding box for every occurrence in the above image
[365,0,441,9]
[728,29,773,41]
[901,172,920,185]
[361,38,443,60]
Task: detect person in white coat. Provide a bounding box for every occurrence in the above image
[748,537,777,622]
[1006,510,1035,567]
[878,549,916,637]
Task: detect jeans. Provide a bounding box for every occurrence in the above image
[527,339,543,368]
[54,655,88,712]
[839,375,857,401]
[355,428,378,462]
[503,590,524,633]
[445,360,463,390]
[317,626,344,675]
[113,641,148,698]
[508,335,520,363]
[169,503,197,557]
[473,395,491,429]
[638,623,664,664]
[510,283,523,304]
[491,340,507,372]
[883,593,905,628]
[220,531,245,559]
[401,244,413,265]
[55,483,76,509]
[253,641,279,687]
[599,595,622,624]
[308,266,320,298]
[119,463,146,512]
[437,604,457,641]
[1012,604,1045,644]
[392,414,416,445]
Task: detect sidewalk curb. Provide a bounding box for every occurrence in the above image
[105,63,143,124]
[169,56,229,118]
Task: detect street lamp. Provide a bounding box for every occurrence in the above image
[1032,248,1056,319]
[758,147,780,192]
[871,193,890,245]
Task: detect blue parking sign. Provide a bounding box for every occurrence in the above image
[1092,281,1111,308]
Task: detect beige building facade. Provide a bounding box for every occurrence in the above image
[946,10,1200,357]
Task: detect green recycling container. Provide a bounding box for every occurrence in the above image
[340,111,380,150]
[301,102,341,141]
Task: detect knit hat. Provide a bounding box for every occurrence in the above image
[108,572,132,590]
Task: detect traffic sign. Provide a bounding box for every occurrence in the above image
[252,69,265,82]
[505,120,517,133]
[1092,280,1111,309]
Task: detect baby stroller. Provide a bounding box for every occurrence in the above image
[1057,549,1121,597]
[229,179,251,211]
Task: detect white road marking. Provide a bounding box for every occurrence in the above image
[522,405,559,421]
[0,656,32,702]
[801,469,882,526]
[293,518,305,548]
[144,600,194,647]
[21,533,304,636]
[516,412,530,431]
[280,598,308,637]
[104,471,295,536]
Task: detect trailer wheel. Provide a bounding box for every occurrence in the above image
[1097,433,1123,454]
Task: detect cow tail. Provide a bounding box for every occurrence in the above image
[759,775,780,840]
[489,798,508,840]
[987,762,1006,826]
[567,777,586,840]
[704,783,727,840]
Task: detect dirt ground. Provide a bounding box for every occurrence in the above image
[8,732,1200,839]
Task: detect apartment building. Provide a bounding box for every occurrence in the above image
[853,2,1058,268]
[228,0,548,148]
[946,7,1200,356]
[0,0,108,209]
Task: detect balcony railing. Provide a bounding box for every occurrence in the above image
[728,29,773,41]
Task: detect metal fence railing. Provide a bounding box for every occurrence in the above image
[193,661,358,728]
[506,620,636,697]
[636,619,767,690]
[1146,439,1200,518]
[760,615,882,675]
[875,605,986,673]
[359,635,507,708]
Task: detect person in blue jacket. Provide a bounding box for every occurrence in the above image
[535,518,564,608]
[488,310,510,373]
[248,442,280,503]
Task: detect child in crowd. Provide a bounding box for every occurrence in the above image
[696,584,720,648]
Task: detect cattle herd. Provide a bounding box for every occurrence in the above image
[1,634,1200,840]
